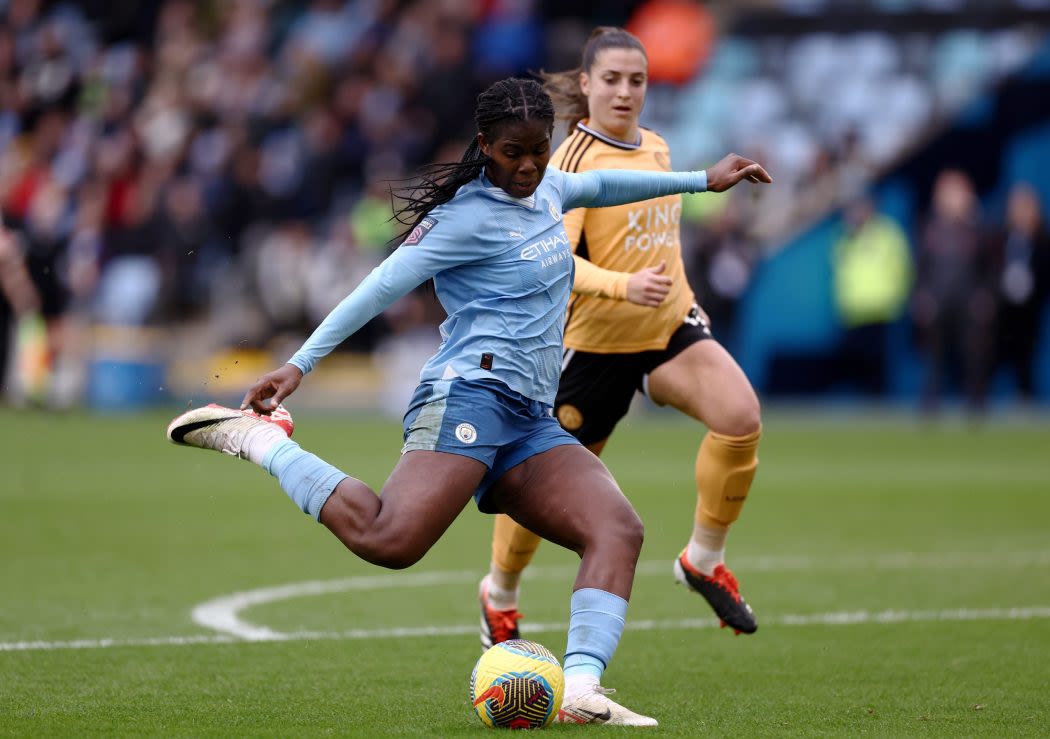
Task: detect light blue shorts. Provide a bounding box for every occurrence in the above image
[402,378,580,512]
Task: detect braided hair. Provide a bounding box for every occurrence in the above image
[393,78,555,234]
[540,27,647,130]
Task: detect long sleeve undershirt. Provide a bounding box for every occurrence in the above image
[287,167,707,376]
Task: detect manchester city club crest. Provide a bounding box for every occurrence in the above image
[546,199,561,222]
[455,422,478,444]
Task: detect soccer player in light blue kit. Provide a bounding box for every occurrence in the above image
[166,78,770,726]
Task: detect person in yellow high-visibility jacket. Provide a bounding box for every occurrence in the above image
[832,196,914,394]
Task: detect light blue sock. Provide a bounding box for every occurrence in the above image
[563,588,628,679]
[261,438,348,520]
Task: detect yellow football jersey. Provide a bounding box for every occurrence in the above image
[554,121,696,353]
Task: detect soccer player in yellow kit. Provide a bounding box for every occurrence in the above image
[479,28,766,648]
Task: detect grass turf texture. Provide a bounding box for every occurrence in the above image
[1,407,1048,736]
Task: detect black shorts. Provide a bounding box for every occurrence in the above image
[555,304,713,445]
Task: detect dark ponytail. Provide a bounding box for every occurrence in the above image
[539,26,647,130]
[393,78,555,235]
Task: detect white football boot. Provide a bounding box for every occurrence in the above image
[166,403,293,460]
[555,685,658,727]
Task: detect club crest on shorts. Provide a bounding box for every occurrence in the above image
[403,216,438,246]
[556,404,583,431]
[455,422,478,444]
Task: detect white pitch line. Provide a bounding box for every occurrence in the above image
[4,607,1050,652]
[0,634,238,652]
[191,569,482,641]
[192,551,1050,641]
[6,551,1049,653]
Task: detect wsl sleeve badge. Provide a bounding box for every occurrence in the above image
[470,639,564,729]
[403,216,438,246]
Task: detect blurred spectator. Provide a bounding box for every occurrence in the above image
[349,177,400,255]
[0,222,41,397]
[685,195,758,350]
[830,196,913,395]
[993,183,1050,401]
[92,126,164,326]
[911,169,996,414]
[153,175,214,320]
[252,220,316,335]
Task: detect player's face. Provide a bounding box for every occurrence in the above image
[478,119,553,199]
[580,47,647,142]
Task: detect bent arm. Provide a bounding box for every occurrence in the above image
[561,169,707,211]
[572,255,630,299]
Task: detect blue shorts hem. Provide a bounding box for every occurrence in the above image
[400,442,493,468]
[475,435,580,514]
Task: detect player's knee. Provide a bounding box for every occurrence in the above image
[603,503,645,559]
[622,509,645,556]
[736,396,762,436]
[713,394,761,438]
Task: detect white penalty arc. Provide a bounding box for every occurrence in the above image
[3,606,1050,652]
[4,550,1049,652]
[191,550,1050,641]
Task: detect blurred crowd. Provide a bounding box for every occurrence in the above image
[828,174,1050,412]
[0,0,1048,410]
[0,0,530,406]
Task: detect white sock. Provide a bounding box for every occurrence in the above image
[687,522,728,576]
[489,563,522,593]
[564,673,600,703]
[483,572,519,610]
[242,422,288,466]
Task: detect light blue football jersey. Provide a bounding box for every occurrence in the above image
[288,166,707,406]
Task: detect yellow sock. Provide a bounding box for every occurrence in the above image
[490,514,542,595]
[690,427,761,573]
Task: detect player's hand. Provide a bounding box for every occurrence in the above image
[705,154,773,193]
[625,260,673,307]
[241,363,304,413]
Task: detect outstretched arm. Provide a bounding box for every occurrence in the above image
[241,216,471,412]
[241,249,429,412]
[561,153,771,211]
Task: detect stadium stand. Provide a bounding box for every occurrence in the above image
[0,0,1047,410]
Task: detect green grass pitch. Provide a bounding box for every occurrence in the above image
[2,407,1048,736]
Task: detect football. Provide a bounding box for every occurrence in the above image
[470,639,565,729]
